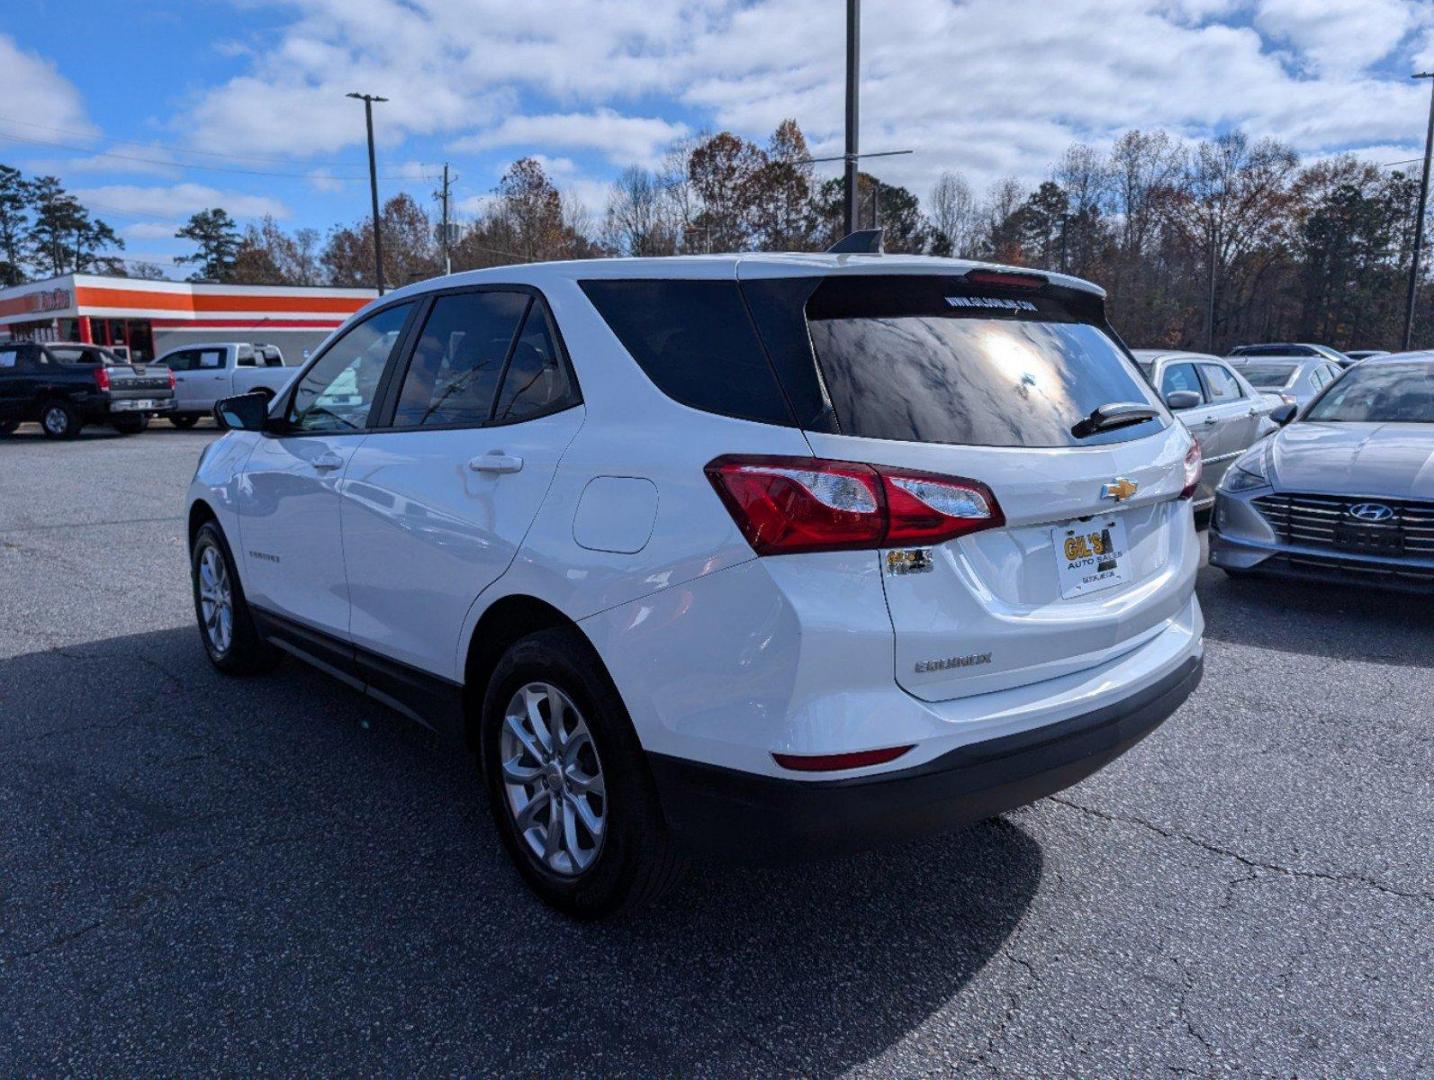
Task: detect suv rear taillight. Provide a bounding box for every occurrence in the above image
[1179,442,1202,500]
[93,366,110,391]
[705,455,1004,555]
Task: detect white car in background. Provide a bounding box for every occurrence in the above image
[1133,350,1288,509]
[187,253,1205,916]
[1228,355,1344,412]
[155,342,297,428]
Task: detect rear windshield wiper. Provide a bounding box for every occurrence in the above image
[1071,401,1160,439]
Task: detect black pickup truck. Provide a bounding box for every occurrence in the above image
[0,341,176,438]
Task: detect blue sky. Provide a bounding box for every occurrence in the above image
[4,0,1434,273]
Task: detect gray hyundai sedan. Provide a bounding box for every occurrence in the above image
[1210,354,1434,590]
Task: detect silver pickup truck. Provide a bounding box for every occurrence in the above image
[153,342,298,428]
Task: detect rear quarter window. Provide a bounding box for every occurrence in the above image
[579,279,793,426]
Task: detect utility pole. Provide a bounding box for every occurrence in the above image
[843,0,860,236]
[1206,218,1218,353]
[347,92,388,294]
[1403,72,1434,350]
[436,163,454,276]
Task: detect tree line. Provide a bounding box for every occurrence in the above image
[3,117,1432,351]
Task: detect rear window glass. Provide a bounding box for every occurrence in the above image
[579,279,792,426]
[46,347,112,365]
[802,278,1163,447]
[1237,363,1297,387]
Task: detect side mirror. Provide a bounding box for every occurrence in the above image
[1165,390,1201,411]
[1270,402,1297,427]
[214,392,271,432]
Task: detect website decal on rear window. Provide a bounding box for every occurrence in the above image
[944,296,1038,313]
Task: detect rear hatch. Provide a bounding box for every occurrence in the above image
[108,362,174,397]
[740,268,1198,702]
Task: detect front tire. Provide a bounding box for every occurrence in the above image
[112,414,149,435]
[481,628,685,918]
[40,400,80,439]
[191,521,280,676]
[169,414,200,429]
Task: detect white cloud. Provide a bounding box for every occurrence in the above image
[120,221,184,241]
[0,35,93,139]
[73,183,288,220]
[1255,0,1414,74]
[453,110,689,167]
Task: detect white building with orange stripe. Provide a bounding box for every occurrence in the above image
[0,274,376,363]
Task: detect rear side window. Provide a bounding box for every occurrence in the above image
[1199,364,1242,402]
[198,349,224,370]
[0,348,18,369]
[494,304,574,423]
[580,279,792,425]
[392,290,528,428]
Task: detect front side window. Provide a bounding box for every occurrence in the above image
[0,348,17,369]
[1305,363,1434,424]
[162,350,195,372]
[392,291,529,428]
[1160,363,1205,405]
[1200,364,1243,402]
[288,303,413,432]
[198,349,224,370]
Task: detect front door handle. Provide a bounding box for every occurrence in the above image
[312,451,344,470]
[468,452,524,474]
[1202,416,1219,425]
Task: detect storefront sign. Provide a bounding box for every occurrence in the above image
[27,289,72,313]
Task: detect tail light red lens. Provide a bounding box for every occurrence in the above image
[705,455,1003,555]
[167,368,176,390]
[772,745,913,772]
[93,366,110,391]
[1179,441,1202,500]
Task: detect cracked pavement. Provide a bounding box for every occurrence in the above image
[1,424,1431,1077]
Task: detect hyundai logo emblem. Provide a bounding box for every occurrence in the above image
[1349,502,1394,522]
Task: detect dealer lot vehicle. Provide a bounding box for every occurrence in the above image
[0,341,174,438]
[1211,354,1434,590]
[1344,350,1389,363]
[1133,350,1282,509]
[1229,342,1354,366]
[155,342,295,428]
[188,252,1205,916]
[1228,355,1343,411]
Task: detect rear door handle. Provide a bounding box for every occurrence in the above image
[1202,416,1219,425]
[312,452,344,470]
[468,452,524,474]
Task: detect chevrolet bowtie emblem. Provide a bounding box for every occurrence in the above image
[1101,478,1139,501]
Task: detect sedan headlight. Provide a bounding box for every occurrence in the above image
[1220,451,1270,493]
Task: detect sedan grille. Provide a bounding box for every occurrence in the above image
[1253,493,1434,558]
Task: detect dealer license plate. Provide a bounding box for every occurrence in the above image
[1053,515,1131,599]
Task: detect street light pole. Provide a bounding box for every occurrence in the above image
[843,0,860,236]
[347,92,388,295]
[1403,73,1434,350]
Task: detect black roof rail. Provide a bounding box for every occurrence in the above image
[826,228,884,255]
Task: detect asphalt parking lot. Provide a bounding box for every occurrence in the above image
[2,423,1431,1077]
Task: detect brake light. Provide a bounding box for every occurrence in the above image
[93,366,110,391]
[962,269,1047,289]
[1179,441,1202,500]
[705,455,1003,555]
[167,368,176,390]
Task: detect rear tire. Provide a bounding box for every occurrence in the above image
[169,414,200,429]
[480,627,685,918]
[112,414,149,435]
[40,400,80,439]
[191,521,281,676]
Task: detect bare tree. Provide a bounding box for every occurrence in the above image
[928,171,979,257]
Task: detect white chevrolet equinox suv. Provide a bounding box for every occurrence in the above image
[188,252,1205,917]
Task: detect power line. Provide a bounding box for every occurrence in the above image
[0,114,374,169]
[0,128,430,181]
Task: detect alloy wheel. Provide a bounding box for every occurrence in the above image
[43,407,67,436]
[499,682,607,876]
[197,543,234,654]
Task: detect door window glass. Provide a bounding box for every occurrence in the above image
[392,291,528,428]
[1160,363,1205,404]
[494,303,575,422]
[0,349,16,369]
[1200,363,1243,402]
[162,350,195,372]
[289,303,413,432]
[198,349,224,369]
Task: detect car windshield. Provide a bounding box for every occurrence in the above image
[1237,362,1297,388]
[1304,363,1434,423]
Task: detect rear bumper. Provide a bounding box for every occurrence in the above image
[648,653,1202,862]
